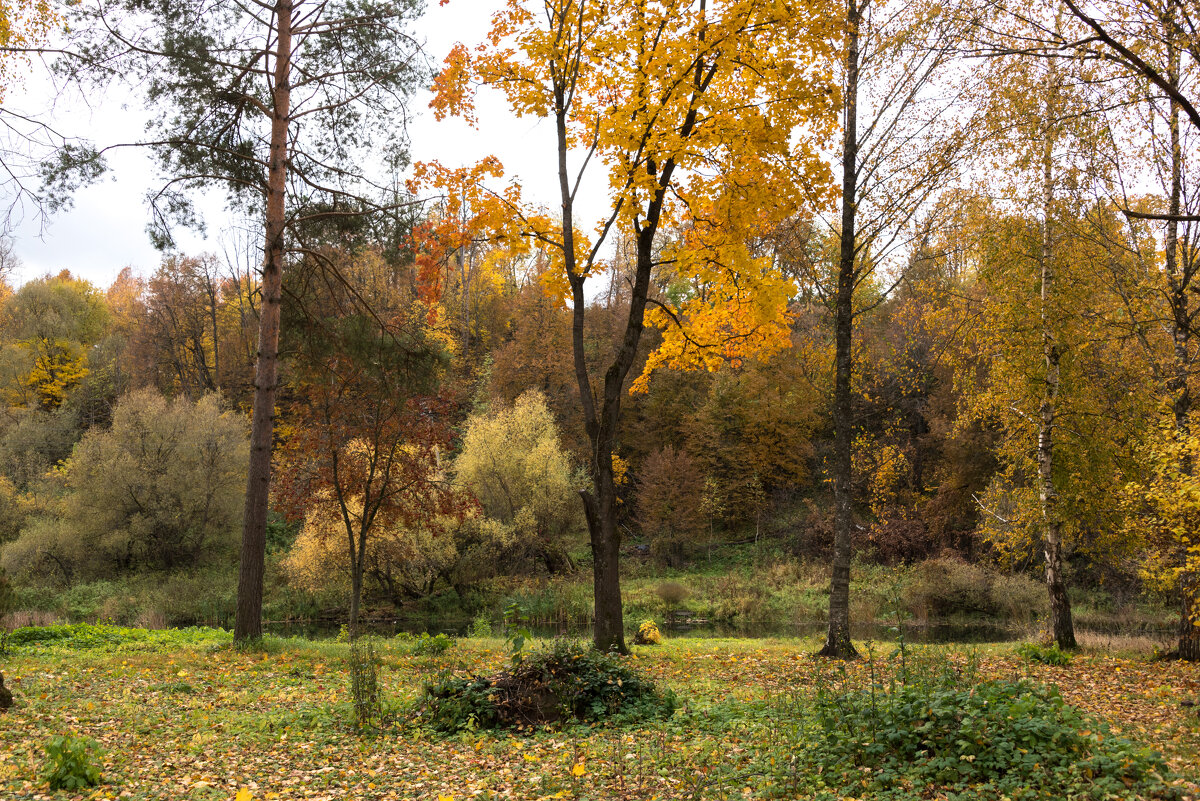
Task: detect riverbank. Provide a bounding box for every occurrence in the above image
[5,543,1177,649]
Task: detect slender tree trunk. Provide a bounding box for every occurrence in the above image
[349,557,363,636]
[210,283,221,393]
[234,0,292,642]
[553,1,708,655]
[457,247,471,359]
[1037,59,1076,650]
[819,0,861,660]
[1162,35,1200,661]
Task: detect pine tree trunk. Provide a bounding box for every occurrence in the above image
[819,0,861,661]
[234,0,292,643]
[1037,60,1075,650]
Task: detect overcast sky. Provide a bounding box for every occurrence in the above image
[6,0,587,289]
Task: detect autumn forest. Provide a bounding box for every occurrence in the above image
[1,0,1199,798]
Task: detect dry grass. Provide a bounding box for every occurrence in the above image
[2,609,61,630]
[134,609,168,630]
[1076,628,1175,657]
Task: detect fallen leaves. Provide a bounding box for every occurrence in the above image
[0,638,1195,800]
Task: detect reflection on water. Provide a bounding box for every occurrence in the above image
[262,618,1030,644]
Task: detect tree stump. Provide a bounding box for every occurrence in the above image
[0,672,12,711]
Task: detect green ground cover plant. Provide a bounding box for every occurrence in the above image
[769,648,1179,799]
[41,735,102,791]
[0,631,1194,800]
[1017,640,1075,665]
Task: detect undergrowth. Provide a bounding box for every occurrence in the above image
[6,622,230,651]
[418,638,677,732]
[767,646,1181,800]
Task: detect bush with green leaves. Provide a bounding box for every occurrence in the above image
[772,653,1179,800]
[419,638,677,732]
[468,613,492,638]
[0,390,247,584]
[1016,640,1073,666]
[42,734,102,790]
[409,632,455,656]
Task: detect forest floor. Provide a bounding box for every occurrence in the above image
[1,630,1198,800]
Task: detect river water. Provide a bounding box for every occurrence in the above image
[262,618,1036,643]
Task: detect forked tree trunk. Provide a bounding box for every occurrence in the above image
[819,0,862,660]
[234,0,292,642]
[551,1,708,655]
[1037,58,1076,650]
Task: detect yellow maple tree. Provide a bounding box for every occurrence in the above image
[432,0,839,652]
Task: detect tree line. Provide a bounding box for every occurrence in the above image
[0,0,1197,661]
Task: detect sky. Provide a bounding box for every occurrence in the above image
[5,0,586,289]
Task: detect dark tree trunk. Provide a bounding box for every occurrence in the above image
[552,1,709,655]
[1180,579,1200,661]
[581,485,624,652]
[234,0,292,643]
[349,559,364,636]
[819,0,862,661]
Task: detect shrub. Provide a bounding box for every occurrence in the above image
[634,620,662,645]
[410,632,455,656]
[468,613,492,638]
[418,638,677,732]
[1016,641,1072,666]
[1,391,247,582]
[774,658,1178,800]
[453,391,583,577]
[903,557,996,619]
[654,581,690,610]
[42,735,103,790]
[990,572,1049,624]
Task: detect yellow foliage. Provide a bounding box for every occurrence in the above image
[283,489,459,596]
[854,438,911,522]
[0,0,57,102]
[634,620,662,645]
[1122,422,1200,603]
[432,0,840,386]
[20,339,89,410]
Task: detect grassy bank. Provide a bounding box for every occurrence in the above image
[0,627,1197,799]
[3,542,1179,641]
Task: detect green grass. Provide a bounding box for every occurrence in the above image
[0,628,1196,799]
